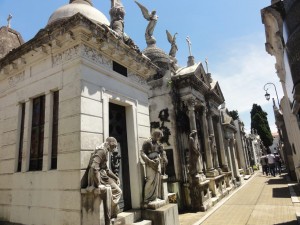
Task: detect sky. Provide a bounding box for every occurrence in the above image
[0,0,283,134]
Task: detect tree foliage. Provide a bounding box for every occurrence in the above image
[228,110,239,120]
[250,104,273,148]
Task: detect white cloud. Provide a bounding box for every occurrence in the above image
[211,33,283,133]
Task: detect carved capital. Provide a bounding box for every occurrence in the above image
[186,98,196,111]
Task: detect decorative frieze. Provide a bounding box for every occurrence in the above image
[53,44,112,70]
[128,71,147,86]
[8,72,25,87]
[53,45,81,66]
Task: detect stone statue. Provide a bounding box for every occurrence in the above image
[141,129,167,207]
[166,30,178,58]
[189,130,203,177]
[87,137,122,220]
[110,0,125,36]
[209,135,219,170]
[135,1,158,46]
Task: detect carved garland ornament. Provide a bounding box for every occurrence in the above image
[53,45,112,69]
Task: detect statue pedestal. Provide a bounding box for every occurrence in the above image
[81,186,112,225]
[188,177,212,212]
[142,204,179,225]
[146,199,167,210]
[161,175,169,202]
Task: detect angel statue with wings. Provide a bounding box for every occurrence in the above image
[135,1,158,46]
[166,30,178,58]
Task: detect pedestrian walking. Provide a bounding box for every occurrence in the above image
[275,153,282,175]
[261,150,276,177]
[267,153,276,176]
[260,154,269,176]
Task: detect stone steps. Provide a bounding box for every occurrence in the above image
[113,210,152,225]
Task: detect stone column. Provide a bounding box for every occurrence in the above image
[224,138,233,172]
[43,92,52,171]
[207,113,220,171]
[234,127,247,173]
[202,106,218,177]
[216,119,229,172]
[24,99,33,172]
[229,138,241,181]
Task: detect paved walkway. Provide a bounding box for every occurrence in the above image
[179,172,300,225]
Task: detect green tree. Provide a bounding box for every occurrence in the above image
[250,104,273,148]
[228,110,239,120]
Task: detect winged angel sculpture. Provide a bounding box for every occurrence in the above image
[166,30,178,58]
[135,1,158,46]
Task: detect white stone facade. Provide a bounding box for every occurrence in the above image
[0,15,157,225]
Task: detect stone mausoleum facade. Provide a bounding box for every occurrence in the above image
[0,1,256,224]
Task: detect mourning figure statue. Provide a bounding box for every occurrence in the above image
[141,129,167,207]
[189,130,203,177]
[135,1,158,46]
[87,137,122,220]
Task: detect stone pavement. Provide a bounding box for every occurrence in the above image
[179,172,300,225]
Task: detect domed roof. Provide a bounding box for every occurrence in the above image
[0,27,24,59]
[143,45,170,72]
[47,0,109,26]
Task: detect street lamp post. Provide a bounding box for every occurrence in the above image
[263,82,280,108]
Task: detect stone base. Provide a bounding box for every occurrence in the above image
[81,186,112,225]
[161,175,169,202]
[167,182,183,211]
[248,167,254,174]
[207,174,226,199]
[145,199,167,210]
[142,204,179,225]
[206,169,219,177]
[223,171,235,191]
[244,167,252,175]
[188,178,212,212]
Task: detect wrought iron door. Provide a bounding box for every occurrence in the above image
[109,103,132,211]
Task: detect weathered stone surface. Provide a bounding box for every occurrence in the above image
[0,27,24,60]
[142,204,179,225]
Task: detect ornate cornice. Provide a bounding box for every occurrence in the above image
[0,13,158,79]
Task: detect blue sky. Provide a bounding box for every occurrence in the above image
[0,0,283,134]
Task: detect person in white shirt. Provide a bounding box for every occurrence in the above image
[266,153,276,176]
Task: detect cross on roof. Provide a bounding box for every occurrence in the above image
[7,14,12,28]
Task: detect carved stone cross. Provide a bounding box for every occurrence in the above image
[7,14,12,28]
[186,36,192,56]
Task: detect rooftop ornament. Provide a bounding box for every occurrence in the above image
[7,14,12,28]
[110,0,125,36]
[205,58,209,74]
[186,36,192,57]
[135,1,158,47]
[166,30,178,58]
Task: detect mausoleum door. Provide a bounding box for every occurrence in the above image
[109,103,132,211]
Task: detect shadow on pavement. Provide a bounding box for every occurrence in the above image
[274,220,298,225]
[272,186,291,198]
[267,177,288,185]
